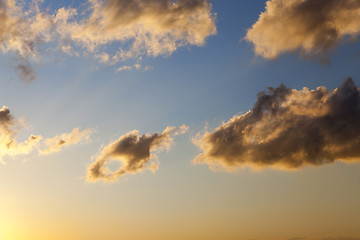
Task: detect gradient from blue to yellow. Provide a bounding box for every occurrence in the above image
[0,1,360,239]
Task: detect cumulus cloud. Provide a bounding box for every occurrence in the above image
[56,0,216,63]
[0,106,92,163]
[194,78,360,171]
[87,125,188,182]
[245,0,360,61]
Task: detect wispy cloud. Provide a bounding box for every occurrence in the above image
[14,61,37,82]
[0,106,41,163]
[0,0,54,81]
[39,128,92,155]
[56,0,217,63]
[0,106,92,163]
[0,0,217,81]
[87,125,188,182]
[194,78,360,171]
[245,0,360,61]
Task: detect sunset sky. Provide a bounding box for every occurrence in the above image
[1,0,360,240]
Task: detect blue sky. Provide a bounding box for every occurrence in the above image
[1,0,360,239]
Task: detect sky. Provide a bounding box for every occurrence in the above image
[0,0,360,239]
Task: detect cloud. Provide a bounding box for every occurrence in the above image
[14,61,37,82]
[245,0,360,61]
[40,128,92,155]
[0,0,216,81]
[0,106,92,163]
[0,0,54,81]
[194,78,360,171]
[0,106,41,163]
[116,65,133,72]
[56,0,216,63]
[116,63,145,72]
[87,125,188,182]
[0,106,14,133]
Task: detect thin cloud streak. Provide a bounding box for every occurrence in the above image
[0,106,92,163]
[194,78,360,171]
[245,0,360,61]
[87,125,188,182]
[39,128,92,155]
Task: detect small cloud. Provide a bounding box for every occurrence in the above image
[116,65,132,72]
[87,125,188,182]
[116,63,151,72]
[143,65,153,71]
[134,63,141,70]
[39,128,93,155]
[0,106,41,162]
[15,62,37,82]
[0,106,92,163]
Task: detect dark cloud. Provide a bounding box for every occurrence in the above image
[194,78,360,170]
[245,0,360,61]
[0,106,14,132]
[87,125,188,182]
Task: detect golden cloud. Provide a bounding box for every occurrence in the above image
[194,78,360,171]
[0,0,53,81]
[87,125,188,182]
[245,0,360,61]
[56,0,217,62]
[39,128,92,155]
[0,106,92,163]
[0,0,216,81]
